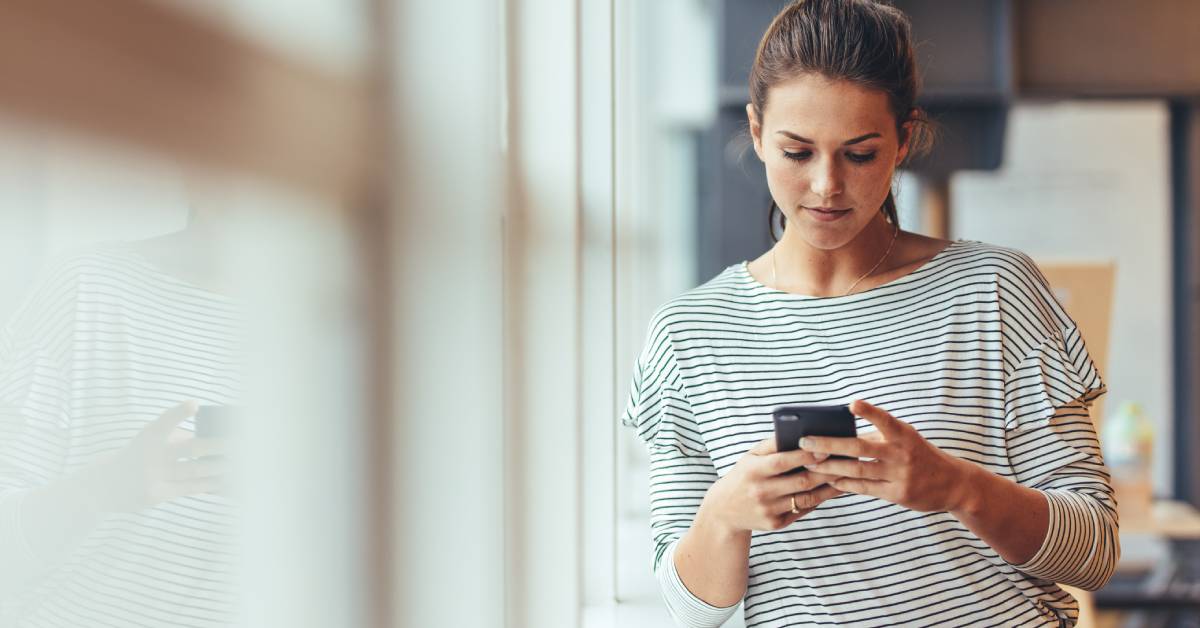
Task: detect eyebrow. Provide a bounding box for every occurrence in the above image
[775,130,882,145]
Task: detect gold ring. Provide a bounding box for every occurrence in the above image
[790,494,800,514]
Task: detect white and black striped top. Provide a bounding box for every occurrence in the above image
[621,239,1118,627]
[0,247,241,627]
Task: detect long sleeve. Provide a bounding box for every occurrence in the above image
[621,310,739,627]
[0,264,78,597]
[650,447,739,627]
[993,250,1119,590]
[1007,399,1119,590]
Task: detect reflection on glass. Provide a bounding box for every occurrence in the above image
[0,199,244,626]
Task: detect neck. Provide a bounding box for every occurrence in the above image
[127,209,229,294]
[773,214,898,296]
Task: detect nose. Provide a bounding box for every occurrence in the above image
[809,155,843,201]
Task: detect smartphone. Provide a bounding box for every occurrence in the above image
[772,404,857,475]
[194,405,237,439]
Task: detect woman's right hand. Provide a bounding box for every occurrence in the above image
[17,401,230,565]
[698,437,843,533]
[87,400,229,513]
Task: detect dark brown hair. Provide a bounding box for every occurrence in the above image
[750,0,933,241]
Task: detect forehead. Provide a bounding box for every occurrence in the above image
[761,74,895,139]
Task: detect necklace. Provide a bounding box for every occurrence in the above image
[771,224,900,297]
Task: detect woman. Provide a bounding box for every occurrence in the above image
[620,1,1118,626]
[0,201,239,627]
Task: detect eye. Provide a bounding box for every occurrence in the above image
[847,151,877,164]
[782,150,811,162]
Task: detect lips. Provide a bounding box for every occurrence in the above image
[803,206,852,222]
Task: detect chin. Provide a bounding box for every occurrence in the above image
[792,219,870,250]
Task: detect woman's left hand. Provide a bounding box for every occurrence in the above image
[804,399,978,513]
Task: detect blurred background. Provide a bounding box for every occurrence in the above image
[0,1,1196,627]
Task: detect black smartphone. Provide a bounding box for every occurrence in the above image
[194,405,237,439]
[772,404,857,474]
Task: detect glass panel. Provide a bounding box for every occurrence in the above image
[158,0,369,72]
[0,119,372,628]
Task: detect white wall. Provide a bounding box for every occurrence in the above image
[951,100,1173,492]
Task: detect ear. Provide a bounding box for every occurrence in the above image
[746,103,765,161]
[895,118,915,166]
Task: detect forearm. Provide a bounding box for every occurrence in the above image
[951,461,1119,589]
[672,498,752,608]
[950,461,1048,565]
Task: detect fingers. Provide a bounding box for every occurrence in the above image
[764,470,838,497]
[167,437,229,461]
[747,472,843,525]
[169,458,227,482]
[849,399,907,439]
[861,431,886,443]
[748,437,777,455]
[167,427,192,445]
[810,483,844,504]
[771,510,806,530]
[799,435,884,460]
[829,476,887,499]
[144,401,199,442]
[757,448,830,476]
[807,457,888,481]
[795,471,840,491]
[144,461,229,507]
[772,484,843,516]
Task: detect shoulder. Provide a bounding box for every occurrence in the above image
[5,245,155,328]
[33,244,154,289]
[934,239,1050,284]
[950,240,1076,331]
[935,240,1063,310]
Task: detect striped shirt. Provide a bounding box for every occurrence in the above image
[621,239,1118,627]
[0,246,241,627]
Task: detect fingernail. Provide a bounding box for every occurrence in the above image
[799,437,811,449]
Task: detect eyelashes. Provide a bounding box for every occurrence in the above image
[782,150,877,164]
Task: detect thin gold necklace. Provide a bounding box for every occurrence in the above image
[771,224,900,297]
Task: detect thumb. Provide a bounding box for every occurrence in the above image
[144,400,199,441]
[748,436,777,455]
[849,399,905,439]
